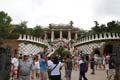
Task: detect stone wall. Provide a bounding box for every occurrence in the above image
[0,40,18,56]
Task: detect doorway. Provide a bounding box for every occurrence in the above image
[104,44,113,55]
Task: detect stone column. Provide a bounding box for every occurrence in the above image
[44,31,47,40]
[68,30,71,40]
[51,30,54,42]
[75,31,78,40]
[60,30,62,40]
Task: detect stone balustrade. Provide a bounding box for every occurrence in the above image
[18,34,48,46]
[74,32,120,46]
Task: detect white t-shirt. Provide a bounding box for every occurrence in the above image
[47,60,53,67]
[11,57,19,69]
[34,61,40,70]
[79,60,83,64]
[48,62,63,76]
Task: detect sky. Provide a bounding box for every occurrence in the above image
[0,0,120,30]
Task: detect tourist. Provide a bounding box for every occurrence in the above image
[47,57,53,80]
[73,56,78,71]
[39,54,48,80]
[98,55,103,69]
[31,55,36,80]
[78,56,88,80]
[64,55,73,80]
[94,54,98,70]
[17,54,32,80]
[105,58,109,78]
[108,55,115,80]
[105,54,110,78]
[11,54,19,80]
[48,56,64,80]
[35,55,41,79]
[90,55,95,74]
[31,55,40,80]
[102,55,106,70]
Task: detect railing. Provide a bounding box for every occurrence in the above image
[18,34,49,46]
[74,33,120,46]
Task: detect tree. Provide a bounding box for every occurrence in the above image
[78,29,88,37]
[107,21,120,32]
[54,46,71,57]
[0,11,12,39]
[90,20,120,35]
[7,24,19,39]
[77,29,88,40]
[17,21,28,34]
[100,24,107,32]
[27,28,34,35]
[32,25,44,37]
[91,21,101,33]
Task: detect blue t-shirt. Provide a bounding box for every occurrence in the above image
[39,58,48,71]
[79,60,86,73]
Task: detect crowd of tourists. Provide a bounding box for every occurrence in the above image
[6,29,118,80]
[10,50,116,80]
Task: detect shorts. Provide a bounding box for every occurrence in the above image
[36,69,40,73]
[18,75,30,80]
[106,65,109,70]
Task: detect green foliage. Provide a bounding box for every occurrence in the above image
[32,25,44,37]
[77,29,88,40]
[55,46,71,57]
[91,20,120,34]
[7,21,29,39]
[0,11,12,39]
[62,50,71,56]
[16,21,28,35]
[27,28,34,35]
[77,20,120,40]
[55,46,64,55]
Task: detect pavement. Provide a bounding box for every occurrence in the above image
[30,67,107,80]
[61,67,107,80]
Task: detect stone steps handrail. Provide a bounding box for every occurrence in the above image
[18,34,49,46]
[74,32,120,46]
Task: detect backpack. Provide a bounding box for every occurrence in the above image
[85,63,88,73]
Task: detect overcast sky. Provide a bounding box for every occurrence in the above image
[0,0,120,30]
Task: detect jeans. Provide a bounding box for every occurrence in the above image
[79,72,87,80]
[50,75,61,80]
